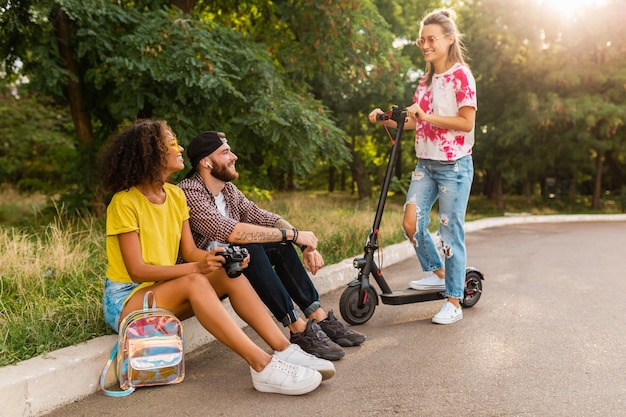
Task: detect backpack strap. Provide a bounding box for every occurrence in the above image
[100,343,135,397]
[143,290,157,310]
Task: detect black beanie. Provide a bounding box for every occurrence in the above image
[185,131,227,178]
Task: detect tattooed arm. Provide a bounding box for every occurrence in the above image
[228,221,318,251]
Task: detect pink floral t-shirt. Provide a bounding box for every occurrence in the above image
[412,63,477,161]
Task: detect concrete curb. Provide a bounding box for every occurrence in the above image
[3,213,626,416]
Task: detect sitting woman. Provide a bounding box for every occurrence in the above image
[100,119,334,395]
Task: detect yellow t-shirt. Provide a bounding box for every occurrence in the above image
[105,183,190,288]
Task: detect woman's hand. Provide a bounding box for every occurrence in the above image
[368,108,384,123]
[196,247,229,275]
[406,103,424,120]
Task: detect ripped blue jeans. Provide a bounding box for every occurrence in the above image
[404,155,473,300]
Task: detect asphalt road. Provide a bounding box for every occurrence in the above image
[43,221,626,416]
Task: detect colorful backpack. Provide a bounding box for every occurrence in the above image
[100,291,185,396]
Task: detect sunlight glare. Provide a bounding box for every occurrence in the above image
[536,0,608,21]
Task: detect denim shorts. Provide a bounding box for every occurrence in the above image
[102,278,141,333]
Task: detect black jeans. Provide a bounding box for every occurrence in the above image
[241,243,321,327]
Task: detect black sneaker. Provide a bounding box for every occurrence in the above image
[317,310,366,347]
[290,319,345,361]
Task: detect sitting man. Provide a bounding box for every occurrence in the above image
[178,131,365,361]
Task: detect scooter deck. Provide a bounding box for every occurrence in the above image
[379,288,445,305]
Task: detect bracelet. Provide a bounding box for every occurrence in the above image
[300,245,309,252]
[279,228,287,245]
[292,228,298,244]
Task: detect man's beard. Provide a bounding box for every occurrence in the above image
[211,163,239,182]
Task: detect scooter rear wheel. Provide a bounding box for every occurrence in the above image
[461,269,483,308]
[339,284,378,325]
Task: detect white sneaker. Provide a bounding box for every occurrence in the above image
[250,356,322,395]
[432,302,463,325]
[409,272,445,291]
[274,344,335,380]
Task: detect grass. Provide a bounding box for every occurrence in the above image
[262,191,408,261]
[1,184,623,366]
[0,186,408,366]
[0,213,110,366]
[0,184,49,226]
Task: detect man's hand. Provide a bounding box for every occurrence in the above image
[302,247,324,275]
[295,230,319,251]
[240,253,251,270]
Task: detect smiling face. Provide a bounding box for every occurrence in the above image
[418,24,454,71]
[163,126,185,176]
[205,143,239,182]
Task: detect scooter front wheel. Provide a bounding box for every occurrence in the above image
[339,284,378,325]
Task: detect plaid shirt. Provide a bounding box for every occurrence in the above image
[178,175,281,250]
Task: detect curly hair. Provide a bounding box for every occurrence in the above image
[420,8,470,86]
[99,119,170,193]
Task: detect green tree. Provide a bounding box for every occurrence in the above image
[0,0,351,208]
[0,93,74,191]
[196,0,413,197]
[460,0,544,209]
[461,0,626,210]
[529,0,626,209]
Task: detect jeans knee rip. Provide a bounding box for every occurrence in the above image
[404,195,417,209]
[410,206,422,247]
[411,231,420,248]
[403,202,421,247]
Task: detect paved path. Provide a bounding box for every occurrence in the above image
[42,221,626,416]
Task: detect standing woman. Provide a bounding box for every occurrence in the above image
[100,119,334,395]
[368,8,477,325]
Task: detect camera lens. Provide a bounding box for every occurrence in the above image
[225,263,243,278]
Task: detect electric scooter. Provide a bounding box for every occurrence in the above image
[338,106,484,325]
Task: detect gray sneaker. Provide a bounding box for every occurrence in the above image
[250,356,322,395]
[290,319,345,361]
[317,310,366,347]
[274,343,335,380]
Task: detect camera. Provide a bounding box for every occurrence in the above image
[217,244,249,278]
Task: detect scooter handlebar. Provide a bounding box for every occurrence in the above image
[375,106,407,122]
[375,112,391,121]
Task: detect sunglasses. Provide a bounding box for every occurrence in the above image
[169,138,181,151]
[416,33,451,47]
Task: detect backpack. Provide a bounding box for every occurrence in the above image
[100,291,185,396]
